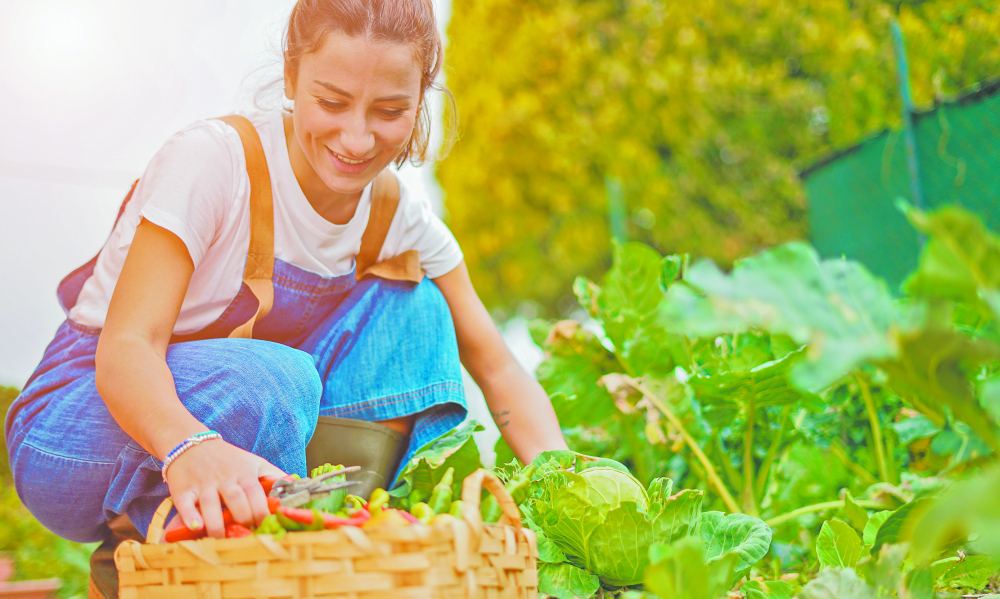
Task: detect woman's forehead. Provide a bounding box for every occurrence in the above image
[300,31,421,96]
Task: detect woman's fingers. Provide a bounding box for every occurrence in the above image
[241,478,272,526]
[172,489,204,533]
[198,487,226,538]
[219,481,254,528]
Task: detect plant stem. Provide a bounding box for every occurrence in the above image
[622,415,651,484]
[765,499,892,528]
[714,435,743,494]
[743,399,758,516]
[755,404,792,500]
[829,442,880,487]
[857,374,890,483]
[635,381,741,513]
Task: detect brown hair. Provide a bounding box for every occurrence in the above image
[283,0,457,166]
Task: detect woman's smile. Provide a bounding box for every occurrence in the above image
[327,147,374,173]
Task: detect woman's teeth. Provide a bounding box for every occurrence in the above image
[332,151,367,165]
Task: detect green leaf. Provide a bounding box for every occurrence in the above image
[698,511,772,585]
[799,569,876,599]
[538,563,600,599]
[644,537,739,599]
[741,580,796,599]
[908,465,1000,562]
[863,511,892,548]
[931,555,1000,592]
[688,348,816,417]
[902,205,1000,319]
[534,321,620,427]
[648,479,704,544]
[389,420,484,499]
[662,242,901,392]
[872,499,932,555]
[816,519,864,569]
[844,492,869,532]
[599,242,685,377]
[903,566,934,599]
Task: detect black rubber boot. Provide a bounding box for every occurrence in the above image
[305,416,409,498]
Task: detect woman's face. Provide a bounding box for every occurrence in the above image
[285,31,421,201]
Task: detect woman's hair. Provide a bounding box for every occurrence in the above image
[281,0,457,166]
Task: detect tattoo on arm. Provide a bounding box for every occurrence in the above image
[491,410,511,428]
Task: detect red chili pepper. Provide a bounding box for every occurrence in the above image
[267,496,282,514]
[397,509,420,524]
[259,475,294,496]
[278,506,371,529]
[225,523,253,538]
[163,507,236,542]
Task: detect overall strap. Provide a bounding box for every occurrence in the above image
[215,115,275,339]
[356,170,424,283]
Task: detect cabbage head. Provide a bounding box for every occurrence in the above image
[532,468,703,587]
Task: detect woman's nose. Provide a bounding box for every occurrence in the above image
[339,113,375,158]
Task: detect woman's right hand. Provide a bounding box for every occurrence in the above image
[164,438,285,538]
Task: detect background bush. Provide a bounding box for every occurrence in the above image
[439,0,1000,314]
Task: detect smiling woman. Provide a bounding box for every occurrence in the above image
[3,1,568,591]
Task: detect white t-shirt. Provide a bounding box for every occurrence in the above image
[69,111,464,335]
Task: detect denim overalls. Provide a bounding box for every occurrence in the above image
[3,116,467,543]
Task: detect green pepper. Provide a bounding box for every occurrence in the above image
[428,467,455,515]
[345,495,366,511]
[368,488,391,513]
[410,502,434,523]
[505,465,536,504]
[480,494,502,523]
[448,499,464,518]
[407,487,430,507]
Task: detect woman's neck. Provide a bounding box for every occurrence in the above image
[283,113,363,225]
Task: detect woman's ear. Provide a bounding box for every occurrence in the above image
[284,67,296,102]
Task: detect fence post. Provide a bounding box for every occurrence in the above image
[891,18,927,228]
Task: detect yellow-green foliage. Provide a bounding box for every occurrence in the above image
[1,386,96,598]
[439,0,1000,312]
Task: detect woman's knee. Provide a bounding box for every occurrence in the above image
[166,339,322,449]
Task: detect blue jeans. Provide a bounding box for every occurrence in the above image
[5,273,467,543]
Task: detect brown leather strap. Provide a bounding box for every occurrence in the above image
[356,171,424,283]
[216,115,275,339]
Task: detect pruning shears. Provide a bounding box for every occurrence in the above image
[264,465,361,508]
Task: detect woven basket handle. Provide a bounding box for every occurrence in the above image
[145,497,175,544]
[459,469,522,539]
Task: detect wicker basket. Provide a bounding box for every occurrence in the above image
[114,470,537,599]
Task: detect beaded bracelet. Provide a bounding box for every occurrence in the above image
[161,431,222,482]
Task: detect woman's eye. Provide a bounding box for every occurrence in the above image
[378,109,405,118]
[317,99,345,111]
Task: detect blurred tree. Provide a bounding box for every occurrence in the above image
[438,0,1000,313]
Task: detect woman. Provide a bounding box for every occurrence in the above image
[5,0,567,543]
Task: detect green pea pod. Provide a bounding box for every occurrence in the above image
[368,488,391,513]
[428,467,455,515]
[255,514,287,540]
[480,494,502,523]
[448,500,464,518]
[410,502,434,523]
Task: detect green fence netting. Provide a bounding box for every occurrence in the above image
[802,78,1000,291]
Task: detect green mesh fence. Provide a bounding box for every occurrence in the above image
[803,78,1000,291]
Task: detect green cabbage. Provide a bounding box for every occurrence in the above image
[532,468,703,587]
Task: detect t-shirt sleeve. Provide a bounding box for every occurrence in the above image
[380,181,464,279]
[132,121,242,267]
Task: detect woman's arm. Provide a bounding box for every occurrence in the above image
[434,262,568,464]
[96,219,281,537]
